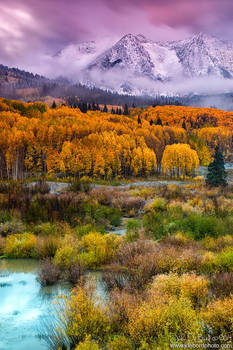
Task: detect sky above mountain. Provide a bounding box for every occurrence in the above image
[1,0,233,73]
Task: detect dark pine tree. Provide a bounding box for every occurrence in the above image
[182,120,187,130]
[103,104,108,113]
[51,101,57,109]
[117,108,122,115]
[155,117,163,126]
[149,119,153,126]
[137,115,142,124]
[81,102,88,113]
[123,104,129,116]
[206,146,227,187]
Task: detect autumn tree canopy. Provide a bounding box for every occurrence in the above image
[161,143,200,178]
[0,98,232,180]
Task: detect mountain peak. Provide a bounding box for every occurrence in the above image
[190,32,216,43]
[121,33,137,40]
[120,33,149,43]
[136,34,149,42]
[56,32,233,94]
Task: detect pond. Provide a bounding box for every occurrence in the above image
[0,259,70,350]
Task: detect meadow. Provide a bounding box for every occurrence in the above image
[0,179,232,349]
[0,99,233,349]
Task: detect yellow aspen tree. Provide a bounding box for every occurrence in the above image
[162,143,199,178]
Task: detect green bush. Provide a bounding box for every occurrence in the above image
[143,211,171,239]
[75,224,105,238]
[0,210,13,223]
[143,204,232,241]
[180,214,222,240]
[24,201,48,223]
[214,248,233,272]
[81,203,121,227]
[126,219,141,242]
[68,181,91,193]
[32,222,58,236]
[107,335,134,349]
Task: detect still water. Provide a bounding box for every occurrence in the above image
[0,259,70,350]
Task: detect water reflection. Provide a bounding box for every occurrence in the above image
[0,259,70,350]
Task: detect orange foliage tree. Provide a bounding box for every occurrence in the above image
[161,143,199,178]
[0,98,232,180]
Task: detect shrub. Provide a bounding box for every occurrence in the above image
[68,180,91,193]
[54,245,79,270]
[115,239,156,268]
[38,258,60,286]
[0,194,8,209]
[90,188,145,215]
[4,233,36,258]
[112,196,144,216]
[81,203,121,227]
[211,273,233,298]
[0,210,13,223]
[201,235,233,252]
[202,295,233,338]
[108,335,134,350]
[127,296,202,347]
[32,222,58,236]
[182,214,233,240]
[108,242,203,291]
[75,336,101,350]
[0,236,5,255]
[151,273,209,307]
[78,232,121,269]
[0,182,11,194]
[75,224,104,238]
[160,232,195,248]
[144,246,202,275]
[125,219,141,242]
[142,210,167,239]
[130,187,156,200]
[180,214,221,240]
[102,266,129,292]
[65,262,86,285]
[0,220,25,237]
[150,198,167,211]
[214,248,233,272]
[164,184,183,200]
[30,179,50,195]
[200,251,216,274]
[35,236,61,258]
[62,285,110,345]
[108,289,139,330]
[24,200,48,223]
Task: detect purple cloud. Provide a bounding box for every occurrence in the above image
[0,0,233,72]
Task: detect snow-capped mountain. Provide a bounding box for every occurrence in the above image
[88,34,182,81]
[55,38,115,72]
[167,32,233,78]
[56,32,233,94]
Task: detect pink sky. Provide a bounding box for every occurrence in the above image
[0,0,233,70]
